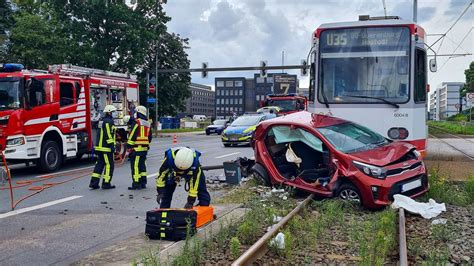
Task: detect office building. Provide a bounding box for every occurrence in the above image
[215,77,246,117]
[182,83,215,118]
[429,82,465,120]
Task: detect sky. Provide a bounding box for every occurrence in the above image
[163,0,473,94]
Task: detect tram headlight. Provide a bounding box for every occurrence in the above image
[388,127,409,140]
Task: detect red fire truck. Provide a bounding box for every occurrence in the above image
[0,63,139,172]
[260,94,308,115]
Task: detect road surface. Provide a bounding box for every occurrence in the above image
[0,133,253,265]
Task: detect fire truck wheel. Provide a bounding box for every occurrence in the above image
[38,141,63,172]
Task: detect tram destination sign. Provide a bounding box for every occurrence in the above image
[320,27,409,50]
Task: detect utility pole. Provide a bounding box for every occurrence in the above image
[155,45,159,133]
[413,0,417,23]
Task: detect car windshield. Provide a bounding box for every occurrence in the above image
[318,27,410,104]
[231,116,262,127]
[269,100,296,112]
[0,78,21,110]
[213,119,227,125]
[317,122,388,153]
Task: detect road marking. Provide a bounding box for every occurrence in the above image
[0,196,83,219]
[36,166,94,178]
[215,152,241,159]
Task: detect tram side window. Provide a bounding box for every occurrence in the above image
[415,48,427,103]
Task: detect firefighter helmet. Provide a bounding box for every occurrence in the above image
[122,115,130,124]
[174,147,194,170]
[136,105,147,117]
[104,105,117,113]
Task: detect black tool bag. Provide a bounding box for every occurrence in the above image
[145,209,197,240]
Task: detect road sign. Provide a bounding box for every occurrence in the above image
[147,97,156,104]
[467,93,474,103]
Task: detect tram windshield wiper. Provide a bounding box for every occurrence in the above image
[344,95,399,109]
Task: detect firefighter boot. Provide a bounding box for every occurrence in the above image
[139,177,147,189]
[128,182,142,190]
[89,178,100,190]
[101,183,116,189]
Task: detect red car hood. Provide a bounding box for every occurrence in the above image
[349,142,415,166]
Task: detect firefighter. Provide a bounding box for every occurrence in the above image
[127,105,152,190]
[156,147,211,209]
[89,105,117,190]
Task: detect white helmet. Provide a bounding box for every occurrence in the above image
[174,147,194,170]
[122,115,130,124]
[136,105,147,117]
[104,105,117,113]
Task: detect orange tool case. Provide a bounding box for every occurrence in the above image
[145,206,215,240]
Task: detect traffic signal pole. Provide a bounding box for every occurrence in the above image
[155,47,159,133]
[156,64,309,74]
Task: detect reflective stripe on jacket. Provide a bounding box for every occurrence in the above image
[127,118,151,152]
[95,116,115,152]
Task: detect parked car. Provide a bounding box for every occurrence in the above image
[193,115,207,121]
[206,119,228,135]
[221,114,266,147]
[250,111,428,209]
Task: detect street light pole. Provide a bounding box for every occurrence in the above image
[155,45,159,133]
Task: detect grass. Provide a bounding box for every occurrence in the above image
[157,128,205,133]
[214,178,260,204]
[428,120,474,135]
[349,208,397,266]
[425,167,474,206]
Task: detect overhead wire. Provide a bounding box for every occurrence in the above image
[437,27,473,72]
[428,0,473,50]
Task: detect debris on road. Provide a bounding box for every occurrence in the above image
[100,201,108,205]
[270,232,286,250]
[431,218,447,225]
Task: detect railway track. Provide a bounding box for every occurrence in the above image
[428,131,474,161]
[231,194,409,265]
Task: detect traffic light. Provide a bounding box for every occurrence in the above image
[301,59,308,76]
[202,62,208,78]
[260,60,267,77]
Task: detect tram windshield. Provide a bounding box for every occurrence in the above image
[318,27,410,105]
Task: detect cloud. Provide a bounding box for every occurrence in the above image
[444,0,470,16]
[208,1,245,41]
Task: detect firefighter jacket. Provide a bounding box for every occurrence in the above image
[127,118,152,152]
[94,116,116,152]
[156,148,202,198]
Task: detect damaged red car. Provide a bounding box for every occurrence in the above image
[251,111,429,209]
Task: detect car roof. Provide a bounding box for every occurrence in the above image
[260,111,348,128]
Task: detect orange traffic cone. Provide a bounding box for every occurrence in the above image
[173,134,177,144]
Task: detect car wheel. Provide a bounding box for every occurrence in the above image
[223,144,231,147]
[38,141,63,173]
[337,183,362,204]
[206,132,210,135]
[251,170,271,186]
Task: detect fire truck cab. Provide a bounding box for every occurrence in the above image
[261,94,308,115]
[0,63,139,172]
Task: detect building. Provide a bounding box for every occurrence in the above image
[215,77,246,118]
[429,82,465,120]
[215,73,299,117]
[182,83,215,118]
[297,87,310,99]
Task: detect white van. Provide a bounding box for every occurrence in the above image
[192,115,207,121]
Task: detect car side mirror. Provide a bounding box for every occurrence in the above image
[429,58,437,72]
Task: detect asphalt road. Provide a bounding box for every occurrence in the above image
[0,133,254,266]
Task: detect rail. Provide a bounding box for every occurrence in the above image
[398,208,408,266]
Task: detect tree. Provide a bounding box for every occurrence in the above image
[462,61,474,97]
[0,0,13,61]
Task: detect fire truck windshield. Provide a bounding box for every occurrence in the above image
[318,26,410,105]
[0,78,21,110]
[269,99,297,112]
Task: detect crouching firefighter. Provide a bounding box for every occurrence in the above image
[127,105,152,190]
[156,147,211,209]
[89,105,117,190]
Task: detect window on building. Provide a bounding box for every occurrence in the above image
[225,80,233,87]
[256,77,265,83]
[239,98,243,104]
[217,81,224,87]
[267,77,273,83]
[225,99,229,104]
[230,90,233,96]
[239,89,243,96]
[235,80,243,87]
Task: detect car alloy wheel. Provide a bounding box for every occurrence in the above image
[338,183,361,203]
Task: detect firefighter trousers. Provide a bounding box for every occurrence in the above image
[159,172,211,208]
[90,151,114,186]
[130,151,147,186]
